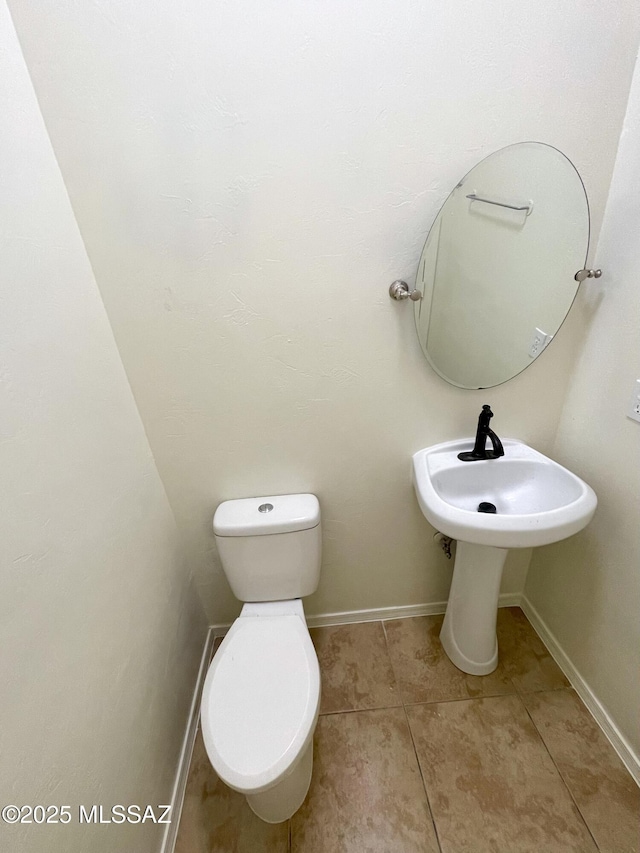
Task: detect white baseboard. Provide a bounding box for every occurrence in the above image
[307,600,449,628]
[521,595,640,786]
[495,591,523,608]
[160,627,215,853]
[210,592,523,635]
[306,593,523,628]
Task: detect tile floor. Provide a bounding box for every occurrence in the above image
[174,607,639,853]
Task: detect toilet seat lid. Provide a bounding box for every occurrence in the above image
[201,615,320,793]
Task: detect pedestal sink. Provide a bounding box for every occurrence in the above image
[412,439,597,675]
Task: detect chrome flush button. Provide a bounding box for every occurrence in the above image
[258,503,274,513]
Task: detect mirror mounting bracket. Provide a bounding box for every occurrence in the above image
[575,268,602,282]
[389,280,422,302]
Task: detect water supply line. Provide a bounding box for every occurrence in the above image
[433,532,454,560]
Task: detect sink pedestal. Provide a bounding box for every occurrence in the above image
[440,541,508,675]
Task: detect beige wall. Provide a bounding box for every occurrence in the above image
[525,53,640,762]
[0,5,207,851]
[9,0,640,625]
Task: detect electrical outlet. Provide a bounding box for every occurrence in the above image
[528,328,552,359]
[627,379,640,423]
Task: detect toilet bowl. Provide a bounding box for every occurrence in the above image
[201,599,320,822]
[200,494,322,823]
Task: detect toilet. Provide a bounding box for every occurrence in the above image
[200,493,322,823]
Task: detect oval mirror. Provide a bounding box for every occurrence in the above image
[414,142,589,389]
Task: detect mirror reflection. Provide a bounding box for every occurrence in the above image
[414,142,589,389]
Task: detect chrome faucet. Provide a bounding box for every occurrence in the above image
[458,405,505,462]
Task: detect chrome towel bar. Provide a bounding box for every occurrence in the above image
[466,192,533,215]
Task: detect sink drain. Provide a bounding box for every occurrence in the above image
[478,501,497,514]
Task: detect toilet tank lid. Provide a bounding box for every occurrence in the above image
[213,493,320,537]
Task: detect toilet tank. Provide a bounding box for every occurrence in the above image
[213,494,321,602]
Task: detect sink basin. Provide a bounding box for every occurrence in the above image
[412,438,597,549]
